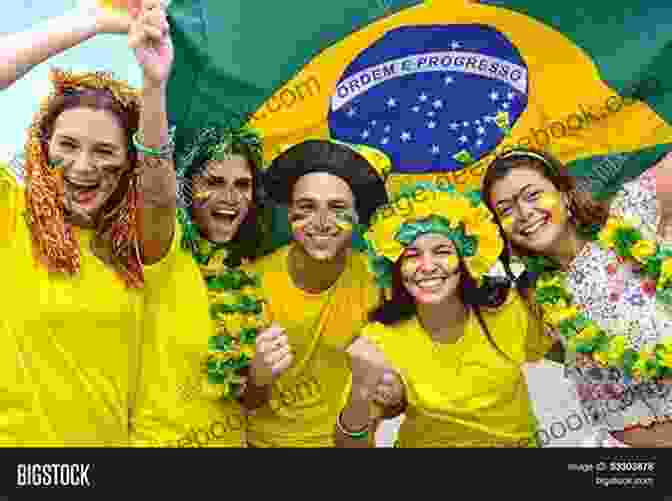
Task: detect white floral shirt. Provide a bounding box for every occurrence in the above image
[559,168,672,436]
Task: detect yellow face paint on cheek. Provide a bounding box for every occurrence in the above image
[500,215,514,231]
[400,257,419,277]
[442,255,459,272]
[291,219,309,232]
[537,192,563,223]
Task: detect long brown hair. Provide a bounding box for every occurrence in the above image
[481,148,609,259]
[28,86,143,287]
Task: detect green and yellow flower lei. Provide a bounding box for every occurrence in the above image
[177,207,267,400]
[526,215,672,382]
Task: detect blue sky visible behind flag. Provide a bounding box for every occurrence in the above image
[0,0,140,160]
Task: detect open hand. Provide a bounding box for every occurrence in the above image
[249,325,293,387]
[128,0,173,87]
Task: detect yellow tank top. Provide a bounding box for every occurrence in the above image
[363,291,552,448]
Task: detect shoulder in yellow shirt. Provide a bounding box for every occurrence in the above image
[363,290,549,447]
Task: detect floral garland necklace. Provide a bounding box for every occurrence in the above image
[524,215,672,383]
[178,208,267,399]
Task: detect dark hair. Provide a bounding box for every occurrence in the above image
[188,141,273,266]
[369,256,515,363]
[39,87,142,278]
[480,148,610,293]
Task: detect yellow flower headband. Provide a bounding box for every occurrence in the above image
[363,182,503,289]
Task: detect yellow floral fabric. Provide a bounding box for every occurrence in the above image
[363,291,551,448]
[238,244,379,447]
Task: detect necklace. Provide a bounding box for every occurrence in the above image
[523,216,672,382]
[192,238,268,400]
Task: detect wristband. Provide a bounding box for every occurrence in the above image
[336,411,369,440]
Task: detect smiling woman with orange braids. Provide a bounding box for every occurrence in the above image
[0,1,192,445]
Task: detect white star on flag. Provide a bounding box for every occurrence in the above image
[361,130,370,139]
[476,139,484,147]
[346,108,356,117]
[489,91,499,101]
[462,121,469,127]
[381,137,389,145]
[507,92,515,100]
[451,41,461,49]
[384,125,391,133]
[427,111,435,117]
[432,99,443,109]
[458,135,468,143]
[449,122,459,130]
[387,98,397,108]
[477,126,486,135]
[444,76,454,85]
[412,105,421,112]
[419,93,428,102]
[370,120,377,126]
[401,131,412,142]
[431,145,440,154]
[502,102,510,109]
[427,121,437,129]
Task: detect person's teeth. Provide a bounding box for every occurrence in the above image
[214,210,237,216]
[522,219,545,235]
[417,278,444,288]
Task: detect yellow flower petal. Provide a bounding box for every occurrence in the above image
[631,239,656,263]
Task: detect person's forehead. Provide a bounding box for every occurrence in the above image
[292,172,354,201]
[53,107,125,145]
[491,167,551,200]
[203,156,251,177]
[409,233,455,249]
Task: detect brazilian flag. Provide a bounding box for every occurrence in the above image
[167,0,672,245]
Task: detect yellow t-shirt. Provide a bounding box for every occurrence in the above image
[0,161,145,446]
[241,244,379,447]
[131,227,246,448]
[363,291,552,448]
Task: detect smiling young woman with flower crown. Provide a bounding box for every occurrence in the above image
[340,182,552,448]
[483,148,672,447]
[0,0,204,446]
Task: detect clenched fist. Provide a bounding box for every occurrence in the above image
[371,371,405,410]
[347,337,404,408]
[249,325,293,387]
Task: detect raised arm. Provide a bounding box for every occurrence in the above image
[0,4,131,90]
[128,0,176,264]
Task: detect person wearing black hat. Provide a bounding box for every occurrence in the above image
[223,138,394,447]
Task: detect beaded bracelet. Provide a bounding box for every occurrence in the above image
[336,411,370,440]
[132,126,176,159]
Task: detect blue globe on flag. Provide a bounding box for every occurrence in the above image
[328,25,529,174]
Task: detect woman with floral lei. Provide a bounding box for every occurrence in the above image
[482,148,672,447]
[0,0,182,445]
[133,124,274,448]
[340,182,553,447]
